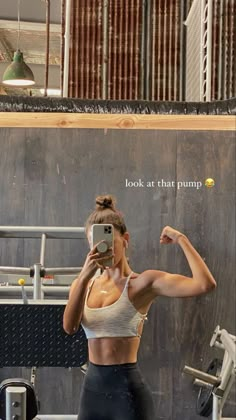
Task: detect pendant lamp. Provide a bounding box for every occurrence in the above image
[2,0,35,87]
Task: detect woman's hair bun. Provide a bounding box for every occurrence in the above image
[95,194,116,210]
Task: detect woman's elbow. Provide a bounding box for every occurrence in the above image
[63,317,77,335]
[205,278,217,293]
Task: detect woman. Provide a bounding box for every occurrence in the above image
[63,194,216,420]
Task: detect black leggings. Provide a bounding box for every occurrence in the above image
[78,361,156,420]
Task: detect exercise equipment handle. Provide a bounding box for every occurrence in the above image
[183,365,221,386]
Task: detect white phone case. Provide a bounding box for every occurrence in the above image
[91,224,114,268]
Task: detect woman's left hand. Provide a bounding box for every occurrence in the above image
[160,226,185,244]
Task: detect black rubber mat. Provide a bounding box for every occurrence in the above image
[0,304,88,367]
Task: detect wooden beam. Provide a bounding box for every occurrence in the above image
[0,112,235,130]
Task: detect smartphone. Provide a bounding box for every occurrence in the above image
[91,224,114,268]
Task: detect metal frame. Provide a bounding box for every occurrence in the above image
[0,226,87,419]
[185,0,213,101]
[184,325,236,420]
[0,225,85,302]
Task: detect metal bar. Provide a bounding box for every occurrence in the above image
[0,226,85,239]
[86,1,91,98]
[194,378,213,388]
[221,347,231,374]
[179,0,186,101]
[200,0,206,100]
[96,0,102,98]
[6,387,26,420]
[31,367,37,388]
[183,365,221,386]
[63,0,72,97]
[211,0,217,99]
[44,0,50,97]
[0,267,82,276]
[228,0,234,97]
[102,0,109,99]
[212,392,223,420]
[151,0,156,100]
[214,341,227,350]
[173,0,179,100]
[0,286,70,293]
[162,0,167,100]
[157,0,161,100]
[60,0,65,96]
[123,0,128,99]
[217,0,223,99]
[68,0,73,97]
[0,267,30,275]
[221,330,236,366]
[40,233,47,266]
[71,0,76,97]
[112,0,118,99]
[129,0,134,99]
[206,0,213,101]
[134,0,140,99]
[45,267,82,275]
[233,0,236,97]
[140,0,146,100]
[91,0,96,99]
[168,0,173,100]
[80,0,85,98]
[33,263,42,300]
[222,0,227,99]
[0,299,68,305]
[36,416,78,419]
[118,0,123,99]
[145,0,151,100]
[221,372,236,408]
[75,0,79,98]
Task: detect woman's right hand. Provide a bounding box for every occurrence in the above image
[80,241,114,281]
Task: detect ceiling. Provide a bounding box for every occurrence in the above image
[0,0,62,95]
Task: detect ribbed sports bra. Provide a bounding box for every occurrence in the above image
[81,271,148,339]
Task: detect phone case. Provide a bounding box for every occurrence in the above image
[91,224,114,268]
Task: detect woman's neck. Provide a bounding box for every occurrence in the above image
[102,258,132,280]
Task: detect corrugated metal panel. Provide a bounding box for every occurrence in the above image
[107,0,142,99]
[69,0,102,98]
[143,0,182,101]
[68,0,183,100]
[211,0,235,100]
[66,0,235,100]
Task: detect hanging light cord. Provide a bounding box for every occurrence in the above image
[17,0,21,50]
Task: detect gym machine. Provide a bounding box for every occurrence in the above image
[183,326,236,420]
[0,226,90,420]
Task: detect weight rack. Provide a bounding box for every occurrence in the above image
[0,226,91,420]
[184,325,236,420]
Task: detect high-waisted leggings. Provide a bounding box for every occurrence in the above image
[78,361,156,420]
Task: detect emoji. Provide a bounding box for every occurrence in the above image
[205,178,215,188]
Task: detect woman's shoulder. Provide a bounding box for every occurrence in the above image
[129,270,157,307]
[129,270,153,289]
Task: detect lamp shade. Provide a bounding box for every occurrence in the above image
[2,49,35,87]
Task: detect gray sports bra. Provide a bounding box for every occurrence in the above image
[81,271,148,339]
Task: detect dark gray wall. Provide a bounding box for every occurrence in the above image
[0,128,235,419]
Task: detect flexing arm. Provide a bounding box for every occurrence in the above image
[146,226,217,298]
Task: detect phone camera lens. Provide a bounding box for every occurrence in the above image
[104,226,112,234]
